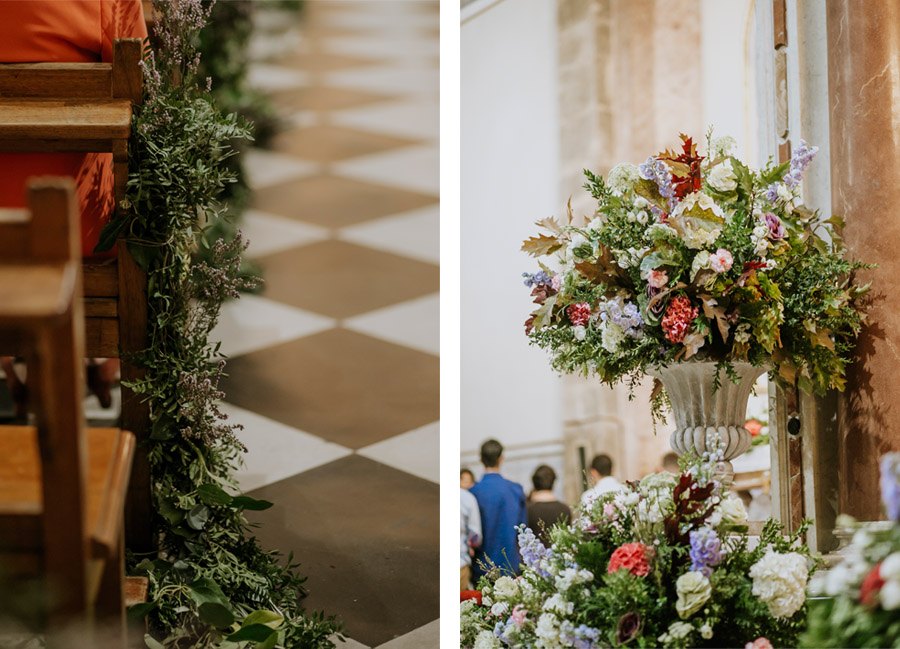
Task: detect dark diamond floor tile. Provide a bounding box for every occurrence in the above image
[271,124,419,163]
[252,174,437,228]
[257,240,439,319]
[246,455,438,646]
[270,85,395,112]
[221,329,438,447]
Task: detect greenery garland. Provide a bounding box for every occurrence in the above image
[99,1,339,646]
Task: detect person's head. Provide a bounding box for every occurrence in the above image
[460,467,475,489]
[661,452,680,474]
[590,453,613,482]
[531,464,557,492]
[480,439,504,470]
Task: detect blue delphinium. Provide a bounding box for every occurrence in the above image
[522,270,552,288]
[689,527,724,576]
[639,156,675,208]
[517,525,553,578]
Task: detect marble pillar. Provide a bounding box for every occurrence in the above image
[826,0,900,520]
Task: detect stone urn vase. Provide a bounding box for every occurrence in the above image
[648,361,766,483]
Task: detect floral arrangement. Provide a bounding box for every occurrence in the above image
[522,132,868,408]
[802,453,900,648]
[461,461,814,648]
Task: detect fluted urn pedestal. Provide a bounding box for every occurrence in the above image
[649,361,766,484]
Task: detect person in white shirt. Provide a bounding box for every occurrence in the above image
[580,453,623,508]
[460,487,482,590]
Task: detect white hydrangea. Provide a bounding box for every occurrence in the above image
[637,498,665,524]
[607,163,641,195]
[711,135,737,157]
[670,192,725,249]
[707,158,737,192]
[573,325,586,341]
[672,191,726,220]
[474,630,501,649]
[600,321,626,354]
[749,550,809,618]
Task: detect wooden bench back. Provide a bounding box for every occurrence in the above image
[0,39,142,103]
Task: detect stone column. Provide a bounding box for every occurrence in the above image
[826,0,900,520]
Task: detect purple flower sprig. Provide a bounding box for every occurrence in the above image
[639,157,675,209]
[689,527,724,576]
[765,139,819,202]
[517,525,553,578]
[522,271,553,288]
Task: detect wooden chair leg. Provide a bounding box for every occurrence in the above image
[95,532,126,649]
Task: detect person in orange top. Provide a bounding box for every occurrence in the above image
[0,1,147,415]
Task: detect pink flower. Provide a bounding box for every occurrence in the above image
[603,502,617,518]
[661,296,699,344]
[567,302,592,326]
[745,638,773,649]
[551,274,562,291]
[647,269,669,289]
[710,248,733,273]
[511,605,527,627]
[608,543,652,577]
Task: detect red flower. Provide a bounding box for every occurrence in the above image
[860,563,884,606]
[460,590,483,605]
[567,302,592,326]
[661,295,698,344]
[745,418,763,437]
[608,542,651,577]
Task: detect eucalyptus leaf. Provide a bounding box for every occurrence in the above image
[186,504,211,530]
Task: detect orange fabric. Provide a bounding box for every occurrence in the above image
[0,1,147,258]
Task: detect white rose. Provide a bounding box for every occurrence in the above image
[542,593,574,616]
[880,580,900,610]
[718,494,748,526]
[493,576,519,599]
[676,571,712,619]
[880,553,900,580]
[707,159,737,192]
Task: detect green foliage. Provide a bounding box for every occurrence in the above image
[102,1,338,645]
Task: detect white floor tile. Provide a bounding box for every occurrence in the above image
[339,204,439,264]
[324,65,438,98]
[244,148,319,190]
[375,619,440,648]
[344,293,439,356]
[332,98,438,141]
[357,421,439,484]
[223,403,352,493]
[213,294,335,359]
[247,63,309,92]
[333,145,438,195]
[242,209,330,258]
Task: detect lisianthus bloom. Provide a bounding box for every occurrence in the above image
[745,638,773,649]
[675,571,711,618]
[710,248,733,273]
[608,542,651,577]
[661,295,699,344]
[566,302,592,326]
[764,212,785,240]
[860,563,885,606]
[647,269,668,289]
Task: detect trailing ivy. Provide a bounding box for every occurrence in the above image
[100,1,339,646]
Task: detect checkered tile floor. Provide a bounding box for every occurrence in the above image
[222,2,440,647]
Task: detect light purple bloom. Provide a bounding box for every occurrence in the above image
[765,140,819,201]
[522,271,552,288]
[881,453,900,522]
[599,298,643,338]
[689,527,724,576]
[562,623,602,649]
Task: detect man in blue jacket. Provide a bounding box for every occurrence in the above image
[470,439,527,579]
